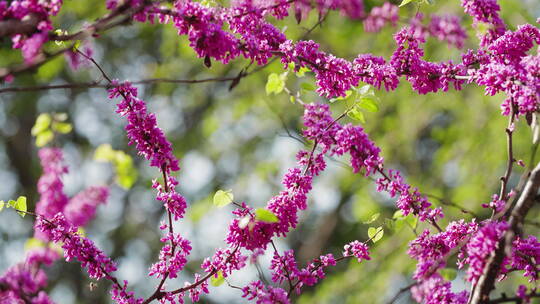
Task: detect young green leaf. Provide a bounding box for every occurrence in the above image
[368,226,384,243]
[255,209,279,223]
[0,200,4,212]
[363,213,380,224]
[301,82,316,92]
[94,144,115,161]
[440,268,457,281]
[210,270,225,287]
[405,214,418,229]
[36,130,54,147]
[15,196,27,217]
[359,96,379,113]
[31,113,52,136]
[399,0,414,7]
[213,190,234,207]
[8,200,16,208]
[25,238,45,251]
[347,108,366,123]
[52,122,73,134]
[265,73,286,95]
[295,67,310,77]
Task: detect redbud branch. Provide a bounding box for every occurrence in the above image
[0,1,159,81]
[498,107,516,205]
[470,161,540,304]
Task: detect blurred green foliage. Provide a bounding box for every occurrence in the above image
[0,0,539,303]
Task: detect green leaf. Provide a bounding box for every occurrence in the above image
[15,196,27,217]
[213,190,234,207]
[255,209,279,223]
[72,40,81,51]
[295,67,310,77]
[358,96,379,113]
[330,90,353,103]
[405,214,418,229]
[31,114,52,136]
[52,122,72,134]
[210,271,225,287]
[363,213,380,224]
[265,73,286,95]
[368,226,384,243]
[301,82,316,92]
[25,238,45,251]
[36,130,54,147]
[94,144,115,161]
[289,95,296,104]
[440,268,457,281]
[399,0,414,7]
[8,200,16,208]
[37,56,64,81]
[392,210,405,219]
[0,200,4,212]
[347,108,365,123]
[114,151,137,189]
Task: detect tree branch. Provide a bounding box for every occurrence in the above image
[470,162,540,304]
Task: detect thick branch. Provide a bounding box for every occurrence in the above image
[470,162,540,304]
[0,14,39,37]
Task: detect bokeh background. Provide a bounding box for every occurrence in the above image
[1,0,539,303]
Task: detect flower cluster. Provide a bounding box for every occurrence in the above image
[461,220,508,284]
[363,2,398,33]
[411,275,468,304]
[0,247,59,303]
[35,213,118,280]
[428,15,468,49]
[111,280,144,304]
[153,176,187,221]
[473,24,540,116]
[64,186,109,227]
[107,81,179,173]
[1,0,63,63]
[461,0,506,46]
[481,194,505,214]
[269,250,339,294]
[408,220,478,280]
[201,247,247,278]
[343,241,371,263]
[241,281,290,304]
[35,148,69,219]
[509,236,540,282]
[149,231,192,279]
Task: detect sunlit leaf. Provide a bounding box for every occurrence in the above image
[440,268,457,281]
[36,130,54,147]
[255,209,279,223]
[347,108,366,123]
[52,122,73,134]
[399,0,414,7]
[213,190,234,207]
[358,96,379,113]
[368,226,384,243]
[210,271,225,286]
[31,113,51,136]
[25,238,45,251]
[265,73,286,95]
[363,213,380,224]
[15,196,27,217]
